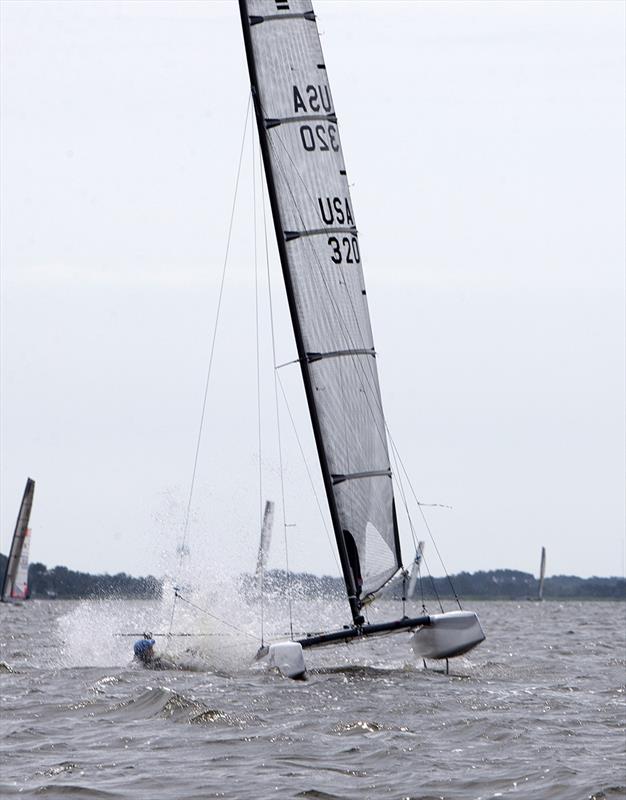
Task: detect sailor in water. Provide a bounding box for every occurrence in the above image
[133,638,174,670]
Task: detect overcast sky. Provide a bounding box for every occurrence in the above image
[1,0,624,584]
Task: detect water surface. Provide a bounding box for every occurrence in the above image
[1,598,624,799]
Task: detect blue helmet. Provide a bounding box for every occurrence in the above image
[134,638,155,656]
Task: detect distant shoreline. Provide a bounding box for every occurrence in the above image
[1,554,623,601]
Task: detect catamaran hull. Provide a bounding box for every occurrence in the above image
[261,611,485,678]
[268,642,306,680]
[411,611,485,660]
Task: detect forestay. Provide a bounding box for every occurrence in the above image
[239,0,402,616]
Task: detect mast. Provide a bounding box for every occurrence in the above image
[238,0,402,625]
[2,478,35,602]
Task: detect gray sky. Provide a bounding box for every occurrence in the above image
[1,0,624,583]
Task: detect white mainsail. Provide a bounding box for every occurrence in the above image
[2,478,35,602]
[240,0,401,621]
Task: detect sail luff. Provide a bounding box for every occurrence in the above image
[2,478,35,602]
[238,0,361,622]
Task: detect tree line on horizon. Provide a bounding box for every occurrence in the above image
[256,568,626,602]
[0,553,624,601]
[0,554,161,600]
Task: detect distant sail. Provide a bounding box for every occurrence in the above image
[240,0,402,621]
[254,500,275,592]
[2,478,35,602]
[538,546,546,601]
[407,541,426,599]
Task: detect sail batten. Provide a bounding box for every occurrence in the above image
[307,348,374,363]
[266,113,337,127]
[239,0,402,620]
[284,227,356,241]
[331,470,392,485]
[249,11,316,26]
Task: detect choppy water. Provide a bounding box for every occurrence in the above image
[1,597,624,799]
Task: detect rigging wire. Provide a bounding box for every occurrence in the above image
[262,130,401,593]
[275,372,341,573]
[260,159,294,639]
[387,438,419,552]
[417,552,446,613]
[167,94,253,639]
[258,99,462,602]
[262,126,423,587]
[252,116,266,647]
[173,589,260,642]
[386,433,457,611]
[388,434,462,610]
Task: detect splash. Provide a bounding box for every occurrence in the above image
[53,493,422,675]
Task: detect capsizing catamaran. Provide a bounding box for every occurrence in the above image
[238,0,484,678]
[2,478,35,602]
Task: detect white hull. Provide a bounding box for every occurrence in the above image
[411,611,485,660]
[261,610,485,678]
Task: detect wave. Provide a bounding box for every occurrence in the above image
[103,686,251,728]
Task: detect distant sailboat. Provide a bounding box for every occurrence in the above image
[238,0,485,678]
[2,478,35,602]
[254,500,275,593]
[537,546,546,601]
[407,542,426,599]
